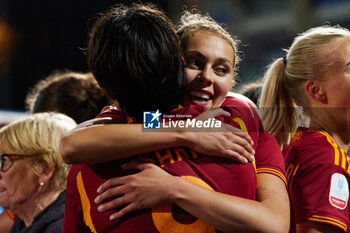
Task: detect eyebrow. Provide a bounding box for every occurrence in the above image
[184,50,234,66]
[184,51,206,59]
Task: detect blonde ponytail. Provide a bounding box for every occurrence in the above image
[260,58,299,148]
[260,25,350,149]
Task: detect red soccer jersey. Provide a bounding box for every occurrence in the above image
[255,131,286,185]
[173,97,286,185]
[221,97,286,185]
[62,96,283,233]
[284,127,350,232]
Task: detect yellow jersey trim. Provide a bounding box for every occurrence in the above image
[76,171,97,233]
[308,215,347,231]
[257,168,287,186]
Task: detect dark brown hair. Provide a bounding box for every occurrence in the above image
[26,70,110,123]
[88,4,186,120]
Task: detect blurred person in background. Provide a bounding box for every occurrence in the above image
[238,79,263,106]
[0,113,76,233]
[25,70,111,123]
[0,70,111,232]
[0,113,25,233]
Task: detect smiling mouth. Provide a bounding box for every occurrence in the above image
[188,91,212,102]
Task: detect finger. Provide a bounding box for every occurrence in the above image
[223,150,248,164]
[232,131,254,146]
[97,176,131,193]
[97,194,131,212]
[229,143,255,162]
[95,184,129,204]
[231,134,255,155]
[109,202,139,220]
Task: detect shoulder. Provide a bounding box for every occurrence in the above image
[67,164,85,181]
[256,132,283,163]
[222,93,256,108]
[40,219,63,233]
[96,105,126,122]
[23,197,65,233]
[255,132,287,185]
[10,218,25,233]
[221,96,260,122]
[39,193,65,233]
[284,128,342,167]
[226,92,257,107]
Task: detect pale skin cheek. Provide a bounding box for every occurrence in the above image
[184,70,196,85]
[213,82,232,104]
[10,185,34,204]
[7,184,18,198]
[5,173,33,201]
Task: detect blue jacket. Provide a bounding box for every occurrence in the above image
[10,191,65,233]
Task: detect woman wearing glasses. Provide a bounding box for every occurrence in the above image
[0,113,76,233]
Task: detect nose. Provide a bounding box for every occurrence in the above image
[198,65,213,85]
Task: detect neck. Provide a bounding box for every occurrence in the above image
[331,132,350,153]
[11,190,60,226]
[309,119,350,152]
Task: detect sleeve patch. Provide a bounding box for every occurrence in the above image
[329,173,349,210]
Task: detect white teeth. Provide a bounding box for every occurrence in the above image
[189,91,211,100]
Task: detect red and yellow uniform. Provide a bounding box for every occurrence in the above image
[62,96,284,233]
[221,97,286,185]
[284,127,350,232]
[254,131,286,185]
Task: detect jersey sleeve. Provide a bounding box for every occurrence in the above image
[255,132,287,186]
[222,97,286,184]
[289,137,350,232]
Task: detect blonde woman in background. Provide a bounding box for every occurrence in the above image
[0,70,109,233]
[0,113,76,233]
[260,26,350,233]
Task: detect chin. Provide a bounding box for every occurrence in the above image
[0,201,10,208]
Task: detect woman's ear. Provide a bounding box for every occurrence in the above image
[39,165,54,186]
[304,80,328,104]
